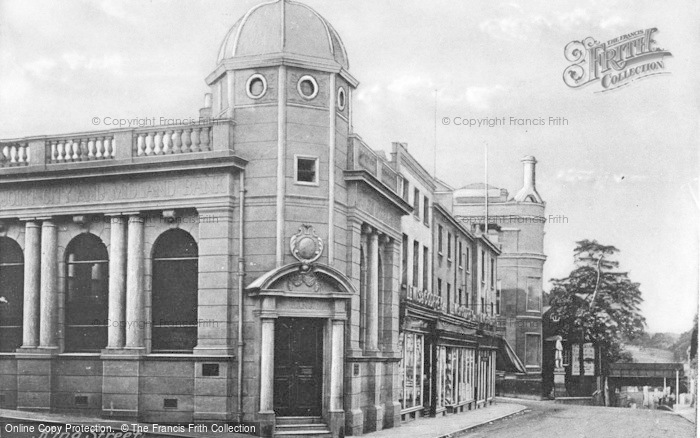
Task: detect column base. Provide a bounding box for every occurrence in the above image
[366,404,385,432]
[328,410,345,438]
[345,408,364,436]
[16,346,59,357]
[383,401,401,429]
[257,411,276,437]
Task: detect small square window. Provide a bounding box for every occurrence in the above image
[163,398,178,409]
[295,156,318,185]
[202,363,220,377]
[75,396,88,406]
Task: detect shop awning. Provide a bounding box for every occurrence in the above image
[495,336,527,374]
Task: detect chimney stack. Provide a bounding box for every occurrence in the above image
[513,155,543,203]
[522,155,536,190]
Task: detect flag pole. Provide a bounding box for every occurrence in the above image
[484,141,488,234]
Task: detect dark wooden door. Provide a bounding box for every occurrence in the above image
[274,318,323,416]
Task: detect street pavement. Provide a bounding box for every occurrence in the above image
[458,398,696,438]
[363,402,526,438]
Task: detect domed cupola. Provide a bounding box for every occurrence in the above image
[216,0,349,70]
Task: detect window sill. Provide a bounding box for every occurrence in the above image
[294,180,319,187]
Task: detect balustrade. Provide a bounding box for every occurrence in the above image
[135,125,211,157]
[47,136,115,164]
[0,143,30,167]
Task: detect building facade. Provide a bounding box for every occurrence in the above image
[390,143,501,422]
[451,157,547,396]
[0,1,509,436]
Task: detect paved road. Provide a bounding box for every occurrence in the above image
[460,399,695,438]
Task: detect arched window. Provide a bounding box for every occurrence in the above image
[152,229,198,353]
[65,233,109,352]
[0,237,24,352]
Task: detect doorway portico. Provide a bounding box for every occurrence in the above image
[247,262,354,437]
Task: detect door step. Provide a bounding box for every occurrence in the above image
[274,417,331,438]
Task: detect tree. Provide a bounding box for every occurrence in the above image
[548,240,646,368]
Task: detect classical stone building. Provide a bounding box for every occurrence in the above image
[0,1,506,436]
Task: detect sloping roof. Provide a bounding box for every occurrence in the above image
[496,335,527,374]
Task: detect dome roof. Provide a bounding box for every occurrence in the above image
[217,0,349,70]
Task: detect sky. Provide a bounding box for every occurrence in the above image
[1,0,698,333]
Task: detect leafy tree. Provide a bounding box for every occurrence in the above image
[548,240,646,369]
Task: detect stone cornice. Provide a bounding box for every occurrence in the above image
[0,153,247,184]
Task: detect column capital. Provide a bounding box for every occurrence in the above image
[127,215,145,224]
[361,224,374,235]
[379,234,392,245]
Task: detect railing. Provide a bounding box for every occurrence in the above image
[47,135,115,163]
[348,135,400,195]
[134,125,212,157]
[0,121,227,170]
[0,142,30,167]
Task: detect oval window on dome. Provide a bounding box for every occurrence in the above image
[297,75,319,100]
[337,87,346,111]
[246,74,267,99]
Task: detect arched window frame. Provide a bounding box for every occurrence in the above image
[64,233,109,353]
[151,229,199,354]
[0,237,24,352]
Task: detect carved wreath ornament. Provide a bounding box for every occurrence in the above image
[290,224,323,271]
[287,225,324,292]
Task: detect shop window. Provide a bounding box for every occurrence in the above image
[295,156,318,185]
[65,233,109,352]
[399,332,425,411]
[0,237,23,352]
[152,229,198,353]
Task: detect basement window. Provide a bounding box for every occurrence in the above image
[295,156,319,185]
[163,399,178,409]
[74,396,88,406]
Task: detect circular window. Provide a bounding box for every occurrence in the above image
[337,87,346,111]
[297,75,319,100]
[246,74,267,99]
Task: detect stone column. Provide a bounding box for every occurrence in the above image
[366,229,379,353]
[330,319,345,411]
[259,317,275,413]
[22,221,41,348]
[107,216,127,349]
[38,219,58,349]
[125,215,145,350]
